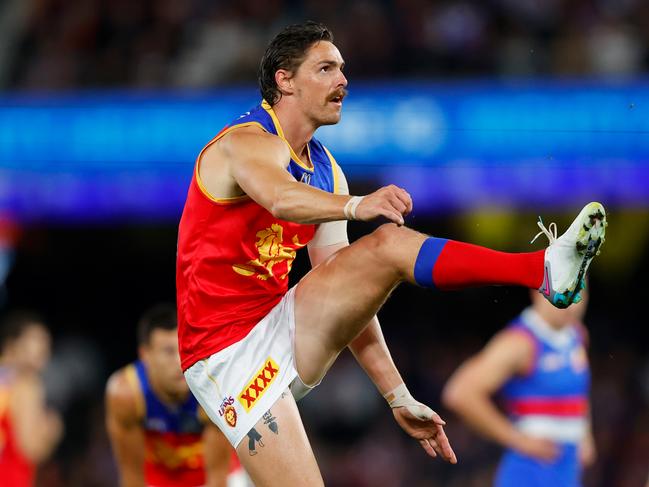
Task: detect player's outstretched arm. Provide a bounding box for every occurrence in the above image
[105,370,146,487]
[579,412,597,467]
[442,331,559,461]
[349,318,457,463]
[203,128,412,225]
[202,421,231,487]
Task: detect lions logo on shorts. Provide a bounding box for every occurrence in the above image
[218,396,238,427]
[224,405,237,427]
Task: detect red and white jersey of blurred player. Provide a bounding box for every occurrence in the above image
[0,367,34,487]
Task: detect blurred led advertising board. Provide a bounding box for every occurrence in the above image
[1,80,647,222]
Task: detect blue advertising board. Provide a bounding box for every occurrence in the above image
[0,80,647,222]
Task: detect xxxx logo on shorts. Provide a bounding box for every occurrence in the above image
[238,357,279,412]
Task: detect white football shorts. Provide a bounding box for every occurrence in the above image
[184,286,314,447]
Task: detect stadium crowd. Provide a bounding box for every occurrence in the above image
[0,0,648,90]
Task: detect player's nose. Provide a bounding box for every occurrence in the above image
[338,71,348,89]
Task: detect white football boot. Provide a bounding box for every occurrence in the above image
[533,202,607,308]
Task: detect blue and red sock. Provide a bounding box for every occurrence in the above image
[414,238,545,290]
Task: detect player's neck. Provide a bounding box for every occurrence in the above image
[534,308,569,331]
[149,377,188,405]
[272,102,316,161]
[0,354,19,369]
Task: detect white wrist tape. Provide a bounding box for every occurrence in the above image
[343,196,364,220]
[384,383,436,421]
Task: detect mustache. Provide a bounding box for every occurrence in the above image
[327,88,348,102]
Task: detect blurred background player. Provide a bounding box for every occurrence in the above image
[105,304,248,487]
[0,310,63,487]
[443,289,596,487]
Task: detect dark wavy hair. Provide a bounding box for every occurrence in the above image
[258,21,333,106]
[0,310,46,350]
[137,303,177,345]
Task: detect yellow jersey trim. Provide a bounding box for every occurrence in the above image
[323,146,341,194]
[194,121,268,204]
[261,100,314,172]
[124,364,146,420]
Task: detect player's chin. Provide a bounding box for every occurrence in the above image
[319,110,342,126]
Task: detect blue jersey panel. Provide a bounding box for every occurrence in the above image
[134,360,203,435]
[227,102,336,194]
[496,444,580,487]
[500,316,589,401]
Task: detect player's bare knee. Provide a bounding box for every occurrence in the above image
[368,223,415,268]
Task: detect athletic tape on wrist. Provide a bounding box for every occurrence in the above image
[343,196,364,220]
[384,383,414,408]
[384,383,436,421]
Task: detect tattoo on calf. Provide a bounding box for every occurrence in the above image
[263,410,279,434]
[247,428,264,455]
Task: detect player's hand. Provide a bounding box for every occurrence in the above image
[579,432,597,467]
[392,403,457,463]
[355,185,412,225]
[513,434,559,462]
[46,409,64,444]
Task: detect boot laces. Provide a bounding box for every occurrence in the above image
[530,217,557,245]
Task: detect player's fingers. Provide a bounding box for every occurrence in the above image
[429,438,445,459]
[394,187,413,215]
[427,409,446,426]
[404,403,441,424]
[435,443,457,464]
[386,188,408,210]
[419,439,437,458]
[435,425,458,464]
[431,437,456,464]
[380,208,405,226]
[404,190,413,214]
[387,195,407,215]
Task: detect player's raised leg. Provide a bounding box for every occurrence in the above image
[293,202,606,387]
[235,389,323,487]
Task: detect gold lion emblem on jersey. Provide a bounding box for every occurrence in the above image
[233,224,306,280]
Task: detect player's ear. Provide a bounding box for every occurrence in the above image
[275,69,295,96]
[138,344,149,362]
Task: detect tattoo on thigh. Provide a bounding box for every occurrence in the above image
[263,410,279,434]
[247,428,264,456]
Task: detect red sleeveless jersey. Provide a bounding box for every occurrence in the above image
[0,369,35,487]
[176,101,337,370]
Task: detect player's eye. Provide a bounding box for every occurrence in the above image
[320,65,329,72]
